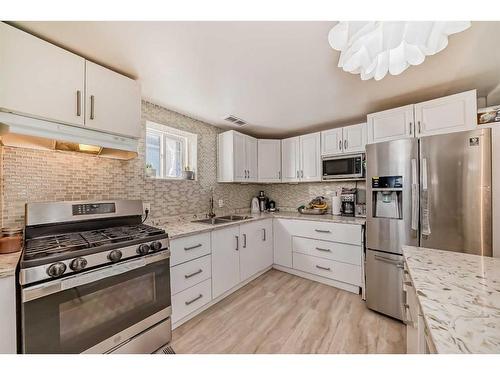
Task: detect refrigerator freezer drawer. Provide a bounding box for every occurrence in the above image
[365,249,403,320]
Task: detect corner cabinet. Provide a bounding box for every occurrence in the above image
[218,130,258,182]
[0,22,141,140]
[321,123,367,156]
[257,139,281,182]
[281,132,321,182]
[367,90,477,144]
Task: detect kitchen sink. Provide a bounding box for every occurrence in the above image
[217,215,252,221]
[191,215,253,225]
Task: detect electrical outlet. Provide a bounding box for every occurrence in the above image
[143,202,151,214]
[218,199,224,208]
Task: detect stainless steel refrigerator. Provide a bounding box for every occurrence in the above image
[365,128,492,320]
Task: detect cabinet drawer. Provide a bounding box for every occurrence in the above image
[171,255,211,295]
[172,278,212,323]
[291,220,362,245]
[293,252,362,286]
[170,232,211,266]
[292,237,362,266]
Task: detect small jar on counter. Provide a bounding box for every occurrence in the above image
[0,227,23,254]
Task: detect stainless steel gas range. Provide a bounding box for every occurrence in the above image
[19,200,172,354]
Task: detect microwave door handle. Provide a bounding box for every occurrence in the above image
[22,251,170,302]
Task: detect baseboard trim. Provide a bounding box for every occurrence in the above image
[172,266,273,330]
[272,264,361,294]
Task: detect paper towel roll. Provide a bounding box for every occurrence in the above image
[331,196,341,215]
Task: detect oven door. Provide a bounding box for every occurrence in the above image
[21,251,171,354]
[322,154,364,179]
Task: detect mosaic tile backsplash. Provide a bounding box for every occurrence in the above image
[0,101,351,227]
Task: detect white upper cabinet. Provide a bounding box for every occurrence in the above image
[299,132,321,181]
[367,90,478,144]
[85,61,141,139]
[321,127,343,156]
[343,123,367,153]
[322,123,367,155]
[367,105,414,144]
[217,130,258,182]
[281,136,300,182]
[0,22,85,127]
[281,133,321,182]
[414,89,477,137]
[258,139,281,182]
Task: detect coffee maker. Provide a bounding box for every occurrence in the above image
[340,187,357,217]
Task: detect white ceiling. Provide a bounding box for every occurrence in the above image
[11,21,500,137]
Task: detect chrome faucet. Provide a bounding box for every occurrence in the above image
[208,189,216,218]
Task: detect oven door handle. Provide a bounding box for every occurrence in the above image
[22,251,170,302]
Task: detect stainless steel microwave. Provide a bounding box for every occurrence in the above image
[322,153,365,180]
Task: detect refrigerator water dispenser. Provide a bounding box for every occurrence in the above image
[371,176,403,219]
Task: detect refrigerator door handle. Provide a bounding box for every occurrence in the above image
[421,158,431,236]
[411,158,419,231]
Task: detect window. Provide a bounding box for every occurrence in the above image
[145,121,197,180]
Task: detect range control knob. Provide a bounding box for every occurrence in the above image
[150,241,162,252]
[47,262,67,278]
[108,249,123,263]
[137,244,150,255]
[70,257,88,271]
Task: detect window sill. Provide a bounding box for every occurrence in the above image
[145,175,197,182]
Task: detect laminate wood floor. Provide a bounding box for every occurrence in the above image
[172,269,406,354]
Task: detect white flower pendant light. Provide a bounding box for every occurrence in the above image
[328,21,471,80]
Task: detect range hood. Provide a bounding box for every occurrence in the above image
[0,112,138,160]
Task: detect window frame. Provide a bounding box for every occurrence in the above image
[145,121,197,181]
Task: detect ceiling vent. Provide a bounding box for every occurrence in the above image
[224,115,247,127]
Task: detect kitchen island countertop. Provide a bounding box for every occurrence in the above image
[403,245,500,354]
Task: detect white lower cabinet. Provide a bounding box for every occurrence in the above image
[170,255,211,295]
[292,236,362,266]
[239,219,273,281]
[172,278,212,323]
[211,226,241,299]
[0,275,16,353]
[273,219,293,267]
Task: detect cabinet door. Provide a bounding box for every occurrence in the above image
[233,132,248,182]
[343,123,367,153]
[299,132,321,182]
[414,90,477,137]
[240,220,273,281]
[258,139,281,182]
[281,136,300,182]
[0,22,85,126]
[321,128,343,156]
[211,226,241,299]
[273,219,293,267]
[367,105,414,144]
[85,61,141,138]
[0,276,16,353]
[246,136,258,182]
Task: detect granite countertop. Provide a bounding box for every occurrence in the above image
[403,245,500,354]
[160,211,365,240]
[0,251,22,278]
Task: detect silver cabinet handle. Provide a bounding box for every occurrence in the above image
[296,170,299,178]
[278,171,281,179]
[339,140,342,150]
[243,233,247,248]
[185,269,203,279]
[316,265,331,271]
[184,243,202,251]
[301,170,304,178]
[90,95,95,120]
[418,120,421,134]
[315,247,331,252]
[76,90,82,117]
[409,122,412,135]
[344,139,347,150]
[185,294,203,306]
[262,228,266,241]
[235,235,239,251]
[314,229,331,233]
